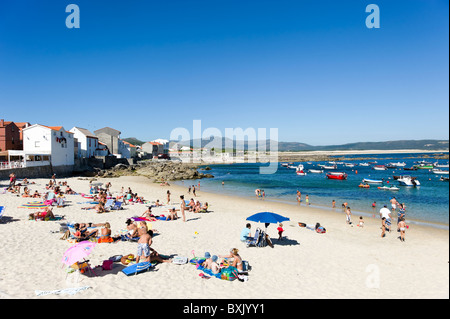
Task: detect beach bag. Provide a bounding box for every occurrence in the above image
[102,260,114,270]
[220,266,238,281]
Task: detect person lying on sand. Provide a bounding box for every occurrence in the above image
[29,206,56,221]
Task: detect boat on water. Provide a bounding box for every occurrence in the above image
[432,169,449,175]
[359,163,370,166]
[389,162,406,167]
[344,163,355,168]
[323,165,338,170]
[440,176,449,182]
[296,165,307,176]
[308,169,324,174]
[373,165,387,171]
[414,164,434,169]
[281,163,289,167]
[397,176,421,187]
[403,167,418,171]
[362,178,384,184]
[434,162,449,168]
[326,172,347,180]
[378,186,400,191]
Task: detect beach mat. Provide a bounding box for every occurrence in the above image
[121,262,153,276]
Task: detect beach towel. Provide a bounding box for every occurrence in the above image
[35,286,91,297]
[196,265,238,281]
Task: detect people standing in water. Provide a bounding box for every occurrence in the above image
[296,190,302,205]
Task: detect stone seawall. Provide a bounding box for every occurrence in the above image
[0,165,54,180]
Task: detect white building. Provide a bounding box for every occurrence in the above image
[69,127,99,158]
[22,124,75,169]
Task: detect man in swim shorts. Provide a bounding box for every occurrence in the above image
[136,231,152,263]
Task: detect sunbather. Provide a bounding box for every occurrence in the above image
[219,248,244,272]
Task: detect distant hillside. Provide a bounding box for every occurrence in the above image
[122,137,145,146]
[171,137,449,152]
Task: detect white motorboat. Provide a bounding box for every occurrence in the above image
[344,163,355,168]
[378,185,400,191]
[397,176,420,187]
[308,169,324,174]
[323,165,337,170]
[432,169,449,175]
[362,178,384,184]
[389,162,406,167]
[359,163,370,166]
[434,162,449,168]
[373,165,387,171]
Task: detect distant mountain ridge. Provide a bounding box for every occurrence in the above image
[169,137,449,152]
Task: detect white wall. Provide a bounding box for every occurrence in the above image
[23,125,74,167]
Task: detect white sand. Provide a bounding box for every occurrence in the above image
[0,175,448,299]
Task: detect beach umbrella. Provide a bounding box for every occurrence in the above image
[62,241,96,266]
[246,212,290,228]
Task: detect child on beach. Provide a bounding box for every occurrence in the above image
[346,206,352,225]
[358,216,364,227]
[305,195,310,205]
[398,218,407,242]
[332,200,336,208]
[277,223,284,241]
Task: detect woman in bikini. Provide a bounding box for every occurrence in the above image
[219,248,244,272]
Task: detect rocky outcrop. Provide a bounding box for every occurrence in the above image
[92,160,214,182]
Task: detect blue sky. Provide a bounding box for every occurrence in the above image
[0,0,448,145]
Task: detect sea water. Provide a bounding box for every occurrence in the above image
[175,152,449,229]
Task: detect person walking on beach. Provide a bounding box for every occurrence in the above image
[167,190,171,205]
[398,217,407,242]
[390,197,399,213]
[380,205,392,232]
[397,203,406,231]
[332,200,336,208]
[381,217,387,238]
[277,223,284,241]
[346,206,352,225]
[192,186,196,197]
[180,195,186,222]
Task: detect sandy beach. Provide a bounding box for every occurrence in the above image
[0,175,448,299]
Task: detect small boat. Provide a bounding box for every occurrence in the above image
[440,176,449,182]
[326,172,348,180]
[434,162,449,168]
[373,165,387,171]
[414,164,434,169]
[308,169,324,174]
[362,178,384,184]
[359,163,370,167]
[287,165,297,169]
[403,167,418,171]
[378,186,400,191]
[385,164,397,169]
[432,169,449,175]
[296,165,307,176]
[389,162,406,167]
[323,165,338,170]
[344,163,355,168]
[397,176,420,187]
[359,183,370,188]
[281,163,289,167]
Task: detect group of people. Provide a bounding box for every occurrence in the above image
[200,248,246,274]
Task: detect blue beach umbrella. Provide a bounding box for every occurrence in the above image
[246,212,290,229]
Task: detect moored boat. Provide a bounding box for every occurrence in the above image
[308,169,324,174]
[397,176,421,187]
[373,165,387,171]
[326,172,347,180]
[432,169,449,175]
[362,178,383,184]
[323,165,338,170]
[377,186,400,191]
[296,165,307,176]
